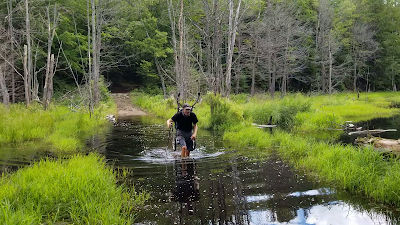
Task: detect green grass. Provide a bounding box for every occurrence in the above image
[131,91,243,130]
[0,98,116,153]
[0,153,149,224]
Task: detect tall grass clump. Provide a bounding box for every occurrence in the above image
[242,93,312,129]
[203,93,244,130]
[223,124,274,157]
[0,153,149,224]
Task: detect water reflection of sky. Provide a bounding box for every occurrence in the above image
[247,188,333,203]
[248,204,388,225]
[246,189,388,224]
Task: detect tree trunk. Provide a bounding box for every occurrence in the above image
[23,45,30,105]
[178,0,185,99]
[329,37,333,96]
[43,5,58,109]
[225,0,242,98]
[7,0,15,103]
[44,54,55,110]
[353,45,357,92]
[25,0,32,105]
[167,0,180,97]
[266,0,273,98]
[91,0,100,107]
[87,0,93,115]
[0,66,9,106]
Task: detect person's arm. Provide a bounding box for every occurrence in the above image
[191,123,198,140]
[167,118,173,128]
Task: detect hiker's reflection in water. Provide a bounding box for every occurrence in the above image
[170,158,200,215]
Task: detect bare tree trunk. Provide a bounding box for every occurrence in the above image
[23,45,30,105]
[32,46,39,101]
[87,0,93,115]
[178,0,185,99]
[321,63,326,93]
[43,5,58,109]
[25,0,32,105]
[167,0,180,95]
[353,44,357,92]
[91,0,100,107]
[0,66,9,106]
[225,0,242,98]
[250,9,261,97]
[234,64,241,95]
[95,0,102,102]
[266,0,273,98]
[282,23,291,98]
[44,54,55,110]
[213,0,223,94]
[329,36,333,96]
[7,0,15,103]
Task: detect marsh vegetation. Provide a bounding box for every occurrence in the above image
[133,91,400,208]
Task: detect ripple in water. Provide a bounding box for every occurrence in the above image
[136,147,225,164]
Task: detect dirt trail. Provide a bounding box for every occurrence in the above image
[110,93,147,117]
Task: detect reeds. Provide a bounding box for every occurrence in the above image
[0,153,149,224]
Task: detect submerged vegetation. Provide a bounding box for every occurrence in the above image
[0,153,149,224]
[132,91,400,207]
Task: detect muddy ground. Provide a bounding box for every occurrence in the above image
[110,93,147,117]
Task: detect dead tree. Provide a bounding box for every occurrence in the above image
[0,66,9,106]
[225,0,242,97]
[43,5,58,110]
[7,0,15,103]
[24,0,32,105]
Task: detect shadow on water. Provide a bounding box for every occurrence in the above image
[102,115,400,225]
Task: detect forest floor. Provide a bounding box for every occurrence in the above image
[110,93,147,117]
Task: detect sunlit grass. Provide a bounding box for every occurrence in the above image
[0,153,149,224]
[0,98,115,153]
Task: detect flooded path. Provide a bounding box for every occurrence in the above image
[103,116,400,225]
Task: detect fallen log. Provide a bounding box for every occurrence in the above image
[251,123,277,128]
[348,129,397,135]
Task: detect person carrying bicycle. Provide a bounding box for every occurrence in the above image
[166,103,198,157]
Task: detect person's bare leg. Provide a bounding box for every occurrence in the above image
[181,146,188,157]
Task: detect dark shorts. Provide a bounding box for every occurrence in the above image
[176,130,194,151]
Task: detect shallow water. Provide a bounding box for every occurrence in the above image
[102,115,400,225]
[1,115,399,224]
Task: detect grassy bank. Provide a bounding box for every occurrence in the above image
[237,92,400,131]
[224,126,400,206]
[132,91,400,132]
[0,98,115,153]
[131,91,400,206]
[0,153,149,224]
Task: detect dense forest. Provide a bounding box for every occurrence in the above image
[0,0,400,105]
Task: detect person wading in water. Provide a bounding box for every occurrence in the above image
[167,103,198,157]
